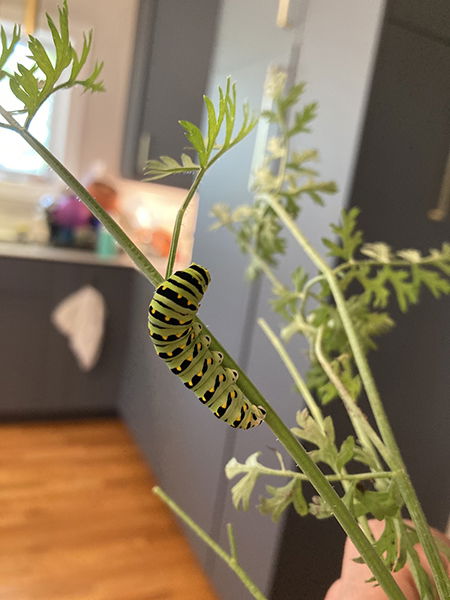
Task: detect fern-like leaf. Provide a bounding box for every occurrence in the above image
[144,154,200,181]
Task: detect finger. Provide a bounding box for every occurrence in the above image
[332,522,419,599]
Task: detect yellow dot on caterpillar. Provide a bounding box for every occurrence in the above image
[243,404,248,411]
[177,294,182,299]
[167,352,173,357]
[176,333,182,338]
[177,367,182,371]
[197,372,202,376]
[188,381,192,386]
[209,388,214,393]
[151,308,155,314]
[163,336,168,340]
[188,357,192,362]
[207,358,212,365]
[230,391,236,398]
[219,375,224,382]
[165,316,170,321]
[180,345,185,350]
[221,401,227,409]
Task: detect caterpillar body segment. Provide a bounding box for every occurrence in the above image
[148,263,266,429]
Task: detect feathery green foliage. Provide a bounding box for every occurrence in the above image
[216,74,449,590]
[0,25,21,82]
[144,78,257,180]
[2,0,103,128]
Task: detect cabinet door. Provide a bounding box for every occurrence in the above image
[347,2,450,531]
[0,257,132,418]
[0,259,52,415]
[121,0,220,186]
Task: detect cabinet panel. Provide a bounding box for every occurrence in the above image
[121,0,220,186]
[0,257,132,418]
[346,4,450,530]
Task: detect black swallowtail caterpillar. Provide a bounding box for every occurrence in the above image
[148,264,266,429]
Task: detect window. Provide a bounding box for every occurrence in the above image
[0,28,69,180]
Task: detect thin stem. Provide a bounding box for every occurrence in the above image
[153,487,268,600]
[333,256,443,275]
[314,327,388,466]
[227,523,238,562]
[0,122,14,131]
[300,273,325,318]
[267,194,450,599]
[165,169,205,278]
[258,317,326,431]
[231,464,395,483]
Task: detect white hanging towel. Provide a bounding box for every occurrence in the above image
[51,285,106,372]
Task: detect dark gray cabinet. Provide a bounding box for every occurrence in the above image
[347,0,450,530]
[0,256,133,418]
[121,0,221,187]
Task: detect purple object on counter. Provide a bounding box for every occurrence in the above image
[51,195,92,227]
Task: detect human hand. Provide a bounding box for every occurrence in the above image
[324,520,450,599]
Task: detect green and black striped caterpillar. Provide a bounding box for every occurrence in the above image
[148,264,266,429]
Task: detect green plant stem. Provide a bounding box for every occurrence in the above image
[226,523,238,562]
[258,317,326,431]
[333,256,444,275]
[231,463,395,483]
[299,273,325,318]
[2,110,407,600]
[266,194,450,599]
[314,327,388,467]
[153,487,268,600]
[258,320,382,541]
[165,169,205,278]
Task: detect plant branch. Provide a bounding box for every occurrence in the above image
[258,317,326,431]
[299,273,324,317]
[334,256,445,275]
[165,169,205,278]
[231,462,395,483]
[195,323,406,599]
[227,523,238,563]
[153,487,267,600]
[314,326,388,466]
[266,194,450,599]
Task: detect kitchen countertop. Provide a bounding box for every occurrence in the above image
[0,241,168,274]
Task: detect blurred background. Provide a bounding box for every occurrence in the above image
[0,1,448,599]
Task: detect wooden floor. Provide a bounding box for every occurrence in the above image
[0,418,218,600]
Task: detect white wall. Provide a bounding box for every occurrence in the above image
[38,0,140,178]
